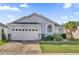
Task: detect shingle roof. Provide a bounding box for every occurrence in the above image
[0,23,8,28]
[30,13,61,26]
[8,13,61,26]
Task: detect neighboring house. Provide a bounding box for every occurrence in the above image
[73,22,79,39]
[0,23,8,40]
[7,13,63,41]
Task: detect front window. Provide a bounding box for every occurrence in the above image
[47,25,52,32]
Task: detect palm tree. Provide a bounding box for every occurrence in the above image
[64,21,77,40]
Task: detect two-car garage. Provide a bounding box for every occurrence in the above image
[9,24,40,41]
[11,29,38,41]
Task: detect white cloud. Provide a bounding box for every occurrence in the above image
[74,12,79,15]
[70,16,73,18]
[8,15,14,18]
[20,3,29,8]
[61,16,68,19]
[0,5,20,11]
[63,3,72,8]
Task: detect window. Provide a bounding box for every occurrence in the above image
[36,29,37,31]
[19,29,21,31]
[32,29,34,31]
[22,29,24,31]
[29,29,31,31]
[26,29,28,31]
[12,29,14,31]
[16,29,18,31]
[47,25,52,32]
[59,28,63,33]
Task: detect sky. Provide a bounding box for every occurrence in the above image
[0,3,79,24]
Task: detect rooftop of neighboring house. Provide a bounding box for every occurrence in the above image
[0,23,8,28]
[75,22,79,26]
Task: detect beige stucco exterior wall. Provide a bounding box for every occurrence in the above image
[73,26,79,39]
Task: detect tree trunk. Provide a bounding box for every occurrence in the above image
[66,31,70,40]
[69,30,73,40]
[66,30,73,40]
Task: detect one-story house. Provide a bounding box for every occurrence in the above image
[0,23,8,40]
[7,13,64,41]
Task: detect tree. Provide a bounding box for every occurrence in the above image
[64,21,77,40]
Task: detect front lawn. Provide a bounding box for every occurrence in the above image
[40,41,79,53]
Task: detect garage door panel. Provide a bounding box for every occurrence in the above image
[11,31,38,40]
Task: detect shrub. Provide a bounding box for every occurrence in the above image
[54,34,62,41]
[61,33,66,39]
[47,35,54,41]
[41,35,54,41]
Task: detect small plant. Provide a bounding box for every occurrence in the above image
[54,34,62,41]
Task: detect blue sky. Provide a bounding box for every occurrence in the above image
[0,3,79,24]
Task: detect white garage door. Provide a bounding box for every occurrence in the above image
[11,29,38,40]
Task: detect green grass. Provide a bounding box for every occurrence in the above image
[40,41,79,45]
[0,40,6,46]
[40,41,79,53]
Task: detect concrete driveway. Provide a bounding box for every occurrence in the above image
[0,42,41,55]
